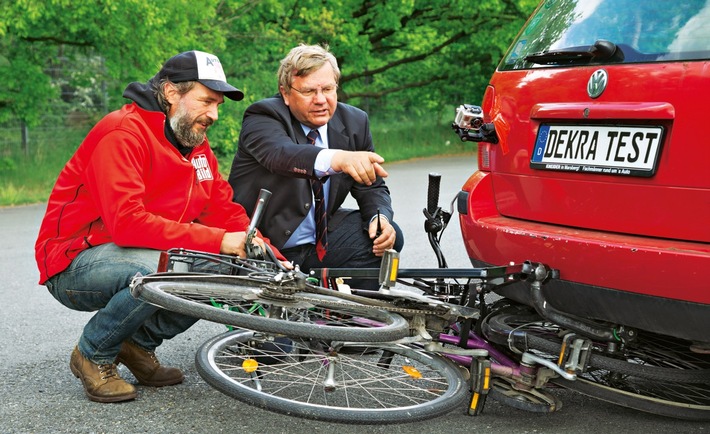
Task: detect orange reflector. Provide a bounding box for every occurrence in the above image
[402,365,422,379]
[558,341,568,366]
[483,366,491,390]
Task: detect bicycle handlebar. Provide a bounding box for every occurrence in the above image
[427,173,441,214]
[246,189,271,237]
[246,189,272,260]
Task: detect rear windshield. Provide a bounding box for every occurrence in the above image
[501,0,710,70]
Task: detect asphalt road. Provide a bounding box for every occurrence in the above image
[1,155,706,433]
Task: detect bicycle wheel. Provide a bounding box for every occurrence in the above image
[483,305,710,383]
[131,274,409,342]
[483,304,710,420]
[195,330,469,424]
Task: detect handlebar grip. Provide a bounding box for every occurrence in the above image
[427,173,441,214]
[247,189,272,236]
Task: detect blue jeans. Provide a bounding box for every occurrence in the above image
[280,209,404,290]
[46,243,199,364]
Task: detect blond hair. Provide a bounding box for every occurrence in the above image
[278,44,341,91]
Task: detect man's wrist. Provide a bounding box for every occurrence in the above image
[314,148,338,176]
[369,214,389,224]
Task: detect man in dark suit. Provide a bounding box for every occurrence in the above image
[228,44,403,289]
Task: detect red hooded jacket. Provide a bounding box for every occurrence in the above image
[35,102,267,283]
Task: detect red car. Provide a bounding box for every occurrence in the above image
[454,0,710,345]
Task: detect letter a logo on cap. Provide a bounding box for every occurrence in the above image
[194,50,227,82]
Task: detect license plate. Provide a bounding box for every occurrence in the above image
[530,125,664,177]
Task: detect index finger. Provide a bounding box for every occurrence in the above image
[373,162,388,178]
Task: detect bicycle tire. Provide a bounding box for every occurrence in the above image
[483,305,710,420]
[550,376,710,421]
[483,306,710,384]
[131,275,409,342]
[195,330,469,424]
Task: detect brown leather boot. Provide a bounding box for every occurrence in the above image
[69,346,137,403]
[116,341,184,387]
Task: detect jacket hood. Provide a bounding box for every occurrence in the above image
[122,76,191,155]
[123,76,163,112]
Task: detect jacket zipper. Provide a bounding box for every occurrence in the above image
[177,159,195,223]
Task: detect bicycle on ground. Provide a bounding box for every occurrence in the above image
[130,117,710,425]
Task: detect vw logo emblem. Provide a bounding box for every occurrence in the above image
[587,69,608,99]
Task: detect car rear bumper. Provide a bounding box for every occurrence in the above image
[458,170,710,305]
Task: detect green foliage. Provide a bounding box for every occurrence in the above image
[0,0,536,172]
[0,0,225,121]
[0,156,16,171]
[205,0,536,155]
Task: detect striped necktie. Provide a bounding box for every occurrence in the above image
[307,129,328,260]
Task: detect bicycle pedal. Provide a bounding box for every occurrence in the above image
[558,333,592,374]
[468,358,491,416]
[378,249,399,288]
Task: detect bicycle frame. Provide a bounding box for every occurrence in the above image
[311,257,574,415]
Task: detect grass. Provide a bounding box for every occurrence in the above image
[0,126,90,207]
[371,118,473,162]
[0,116,474,207]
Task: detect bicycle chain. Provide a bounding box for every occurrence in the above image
[259,286,454,318]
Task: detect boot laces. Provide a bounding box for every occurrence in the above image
[98,364,118,381]
[146,350,160,365]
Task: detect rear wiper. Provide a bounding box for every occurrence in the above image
[525,40,623,65]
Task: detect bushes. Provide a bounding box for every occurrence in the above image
[0,113,473,206]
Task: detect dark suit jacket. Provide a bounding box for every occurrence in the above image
[228,95,394,249]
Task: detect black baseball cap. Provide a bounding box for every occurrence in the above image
[157,50,244,101]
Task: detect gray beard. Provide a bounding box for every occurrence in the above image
[169,103,206,148]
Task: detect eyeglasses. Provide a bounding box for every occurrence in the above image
[290,84,338,98]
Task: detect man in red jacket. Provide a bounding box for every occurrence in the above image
[35,51,283,403]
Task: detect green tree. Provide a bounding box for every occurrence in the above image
[0,0,224,126]
[205,0,536,154]
[0,0,536,155]
[220,1,536,108]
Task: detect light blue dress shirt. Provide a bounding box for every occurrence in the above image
[282,124,337,249]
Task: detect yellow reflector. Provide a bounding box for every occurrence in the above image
[402,365,422,379]
[470,393,480,409]
[483,366,491,389]
[389,257,399,281]
[242,358,258,373]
